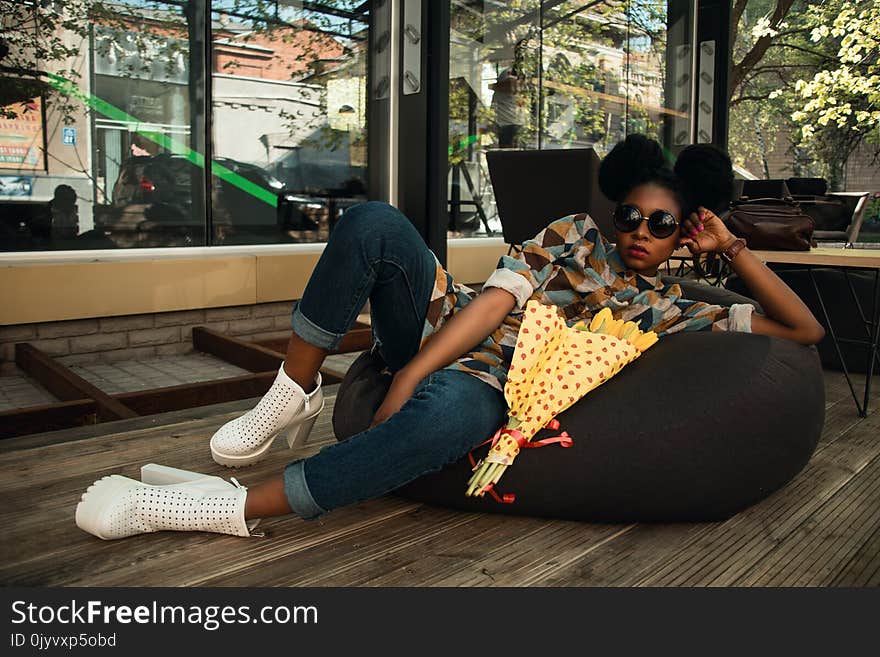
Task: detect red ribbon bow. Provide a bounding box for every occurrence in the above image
[468,418,573,504]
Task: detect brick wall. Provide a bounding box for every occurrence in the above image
[0,301,296,376]
[844,143,880,194]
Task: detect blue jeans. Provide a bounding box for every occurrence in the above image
[284,202,508,519]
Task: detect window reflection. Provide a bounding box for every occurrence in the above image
[0,0,369,252]
[448,0,690,240]
[210,1,369,245]
[1,1,206,250]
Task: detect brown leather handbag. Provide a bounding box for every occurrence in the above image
[723,197,815,251]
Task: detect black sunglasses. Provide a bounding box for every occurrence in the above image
[613,204,679,239]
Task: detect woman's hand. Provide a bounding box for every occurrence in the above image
[679,208,825,345]
[678,206,737,255]
[369,371,419,428]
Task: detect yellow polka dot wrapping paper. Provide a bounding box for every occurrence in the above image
[466,299,658,500]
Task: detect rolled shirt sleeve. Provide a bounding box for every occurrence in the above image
[480,215,585,311]
[482,266,534,309]
[721,303,755,333]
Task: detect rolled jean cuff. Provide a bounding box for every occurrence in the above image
[290,301,345,351]
[282,459,327,520]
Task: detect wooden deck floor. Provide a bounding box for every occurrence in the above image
[1,369,877,587]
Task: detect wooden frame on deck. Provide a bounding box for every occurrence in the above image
[0,321,373,439]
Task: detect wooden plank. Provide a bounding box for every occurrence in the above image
[1,372,287,439]
[199,506,485,586]
[0,496,422,587]
[261,513,628,588]
[0,399,97,440]
[115,371,276,415]
[0,393,323,454]
[751,247,880,269]
[536,523,715,587]
[823,370,857,409]
[255,338,292,355]
[423,522,633,587]
[735,454,880,586]
[192,325,345,384]
[192,326,283,373]
[2,363,343,441]
[629,409,880,586]
[818,395,864,447]
[0,392,339,502]
[527,369,878,587]
[0,396,409,587]
[332,325,373,354]
[0,394,344,585]
[529,404,878,587]
[831,525,880,586]
[15,343,137,421]
[316,367,345,385]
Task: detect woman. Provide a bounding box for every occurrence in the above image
[75,135,823,540]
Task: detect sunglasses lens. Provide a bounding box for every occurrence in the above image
[614,205,678,238]
[613,205,642,232]
[648,211,677,238]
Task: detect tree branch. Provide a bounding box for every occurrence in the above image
[773,27,814,38]
[736,67,792,95]
[748,64,820,72]
[732,65,816,102]
[768,41,840,62]
[730,0,797,96]
[731,0,749,46]
[729,94,781,106]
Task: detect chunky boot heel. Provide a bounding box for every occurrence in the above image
[285,400,323,449]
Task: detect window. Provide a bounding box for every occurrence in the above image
[0,0,370,252]
[446,0,693,240]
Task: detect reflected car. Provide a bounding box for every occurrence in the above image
[104,154,293,244]
[101,153,366,246]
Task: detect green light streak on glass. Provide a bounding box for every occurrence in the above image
[448,133,479,156]
[46,72,278,208]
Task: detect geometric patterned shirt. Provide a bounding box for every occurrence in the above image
[418,212,754,393]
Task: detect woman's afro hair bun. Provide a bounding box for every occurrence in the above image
[598,134,735,215]
[598,134,670,203]
[674,143,734,215]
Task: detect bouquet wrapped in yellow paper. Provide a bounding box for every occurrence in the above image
[466,300,658,501]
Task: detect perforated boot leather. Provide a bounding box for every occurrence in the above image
[210,364,324,467]
[75,473,259,540]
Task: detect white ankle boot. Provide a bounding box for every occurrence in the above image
[75,466,260,540]
[210,364,324,468]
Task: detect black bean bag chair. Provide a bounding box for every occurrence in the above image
[332,281,824,522]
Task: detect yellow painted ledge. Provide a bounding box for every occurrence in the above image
[1,240,510,325]
[256,252,323,303]
[1,258,256,325]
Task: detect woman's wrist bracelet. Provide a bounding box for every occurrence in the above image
[719,237,747,264]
